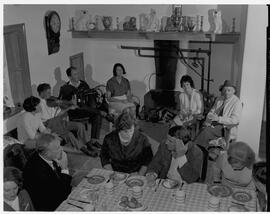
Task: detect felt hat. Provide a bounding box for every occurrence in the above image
[219,80,236,91]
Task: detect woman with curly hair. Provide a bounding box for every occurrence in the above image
[100,111,153,175]
[17,96,51,149]
[213,141,255,187]
[4,167,35,211]
[172,75,203,126]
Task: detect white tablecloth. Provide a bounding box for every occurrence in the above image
[56,168,257,211]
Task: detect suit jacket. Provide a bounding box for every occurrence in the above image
[4,189,35,211]
[147,142,203,184]
[23,152,72,211]
[208,94,242,140]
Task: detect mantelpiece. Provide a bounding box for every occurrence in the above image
[70,30,240,44]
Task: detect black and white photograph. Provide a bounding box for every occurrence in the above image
[2,2,269,212]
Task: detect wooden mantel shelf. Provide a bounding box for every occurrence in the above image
[70,30,240,44]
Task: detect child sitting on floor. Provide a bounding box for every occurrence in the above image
[212,141,255,188]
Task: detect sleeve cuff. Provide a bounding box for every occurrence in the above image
[61,169,69,175]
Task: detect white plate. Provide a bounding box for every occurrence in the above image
[125,175,145,188]
[86,175,106,184]
[110,173,128,183]
[207,184,233,197]
[162,179,179,189]
[232,191,252,203]
[118,200,147,211]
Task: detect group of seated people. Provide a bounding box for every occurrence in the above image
[4,64,267,211]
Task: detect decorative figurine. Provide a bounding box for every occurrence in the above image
[95,15,104,31]
[209,9,230,34]
[187,16,195,32]
[231,17,236,33]
[195,15,200,32]
[165,17,177,32]
[123,16,137,31]
[178,16,185,32]
[75,10,91,31]
[139,13,149,31]
[116,17,120,30]
[147,8,160,32]
[160,16,168,32]
[102,16,113,30]
[200,15,204,32]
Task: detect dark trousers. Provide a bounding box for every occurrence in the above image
[68,107,102,139]
[194,125,223,148]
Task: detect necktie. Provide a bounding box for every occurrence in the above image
[52,160,61,178]
[215,101,225,116]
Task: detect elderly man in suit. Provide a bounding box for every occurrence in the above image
[146,126,203,184]
[194,80,243,148]
[23,133,72,211]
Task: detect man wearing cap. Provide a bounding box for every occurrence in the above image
[194,80,243,148]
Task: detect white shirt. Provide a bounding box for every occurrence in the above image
[17,112,47,143]
[167,155,187,182]
[4,196,19,211]
[179,89,203,115]
[38,98,59,122]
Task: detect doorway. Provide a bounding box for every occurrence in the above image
[4,23,32,106]
[70,52,85,81]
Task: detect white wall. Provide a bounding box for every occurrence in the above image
[237,5,267,155]
[4,5,88,96]
[4,4,243,100]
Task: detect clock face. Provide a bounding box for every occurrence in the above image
[50,13,61,33]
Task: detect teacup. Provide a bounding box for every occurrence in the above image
[132,186,143,199]
[208,196,220,210]
[104,181,114,194]
[146,172,157,188]
[175,190,185,204]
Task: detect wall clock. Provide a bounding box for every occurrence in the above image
[45,11,61,55]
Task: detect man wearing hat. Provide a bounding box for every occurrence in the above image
[193,80,243,148]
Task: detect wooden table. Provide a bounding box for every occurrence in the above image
[57,168,257,211]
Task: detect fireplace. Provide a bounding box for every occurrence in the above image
[144,40,180,112]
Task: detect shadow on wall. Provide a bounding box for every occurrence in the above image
[53,67,66,97]
[130,80,147,106]
[85,64,101,87]
[31,84,38,97]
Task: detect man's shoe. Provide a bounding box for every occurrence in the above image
[80,146,98,157]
